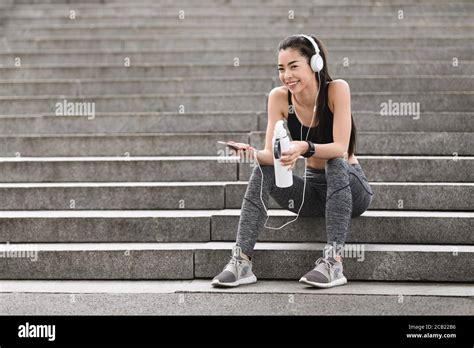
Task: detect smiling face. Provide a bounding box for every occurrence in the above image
[278,48,314,93]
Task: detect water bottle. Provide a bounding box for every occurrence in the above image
[272,120,293,188]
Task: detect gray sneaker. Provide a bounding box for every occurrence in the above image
[211,245,257,287]
[299,256,347,288]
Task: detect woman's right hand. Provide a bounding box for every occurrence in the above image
[227,141,257,160]
[227,141,256,152]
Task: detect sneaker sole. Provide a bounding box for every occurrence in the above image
[299,276,347,288]
[211,274,257,288]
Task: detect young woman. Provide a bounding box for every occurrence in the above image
[212,34,374,288]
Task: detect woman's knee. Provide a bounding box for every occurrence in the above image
[251,164,274,178]
[249,164,275,191]
[325,157,350,193]
[325,157,349,172]
[352,193,373,217]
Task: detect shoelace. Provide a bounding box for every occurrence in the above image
[224,257,241,277]
[314,257,336,280]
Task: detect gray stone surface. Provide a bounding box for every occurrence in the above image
[225,181,474,211]
[0,210,212,242]
[0,242,472,281]
[0,157,238,182]
[0,182,225,210]
[334,112,474,133]
[1,76,471,96]
[0,279,472,315]
[4,36,474,51]
[0,77,275,96]
[0,111,471,135]
[6,14,473,26]
[0,132,471,156]
[211,210,474,245]
[0,210,472,244]
[0,156,471,182]
[0,93,266,114]
[2,292,472,315]
[240,156,474,182]
[194,242,474,282]
[0,112,258,135]
[0,181,470,210]
[4,278,472,297]
[0,133,250,156]
[6,3,474,17]
[1,63,472,81]
[7,4,474,15]
[0,245,194,279]
[8,24,474,37]
[1,92,472,114]
[250,131,474,155]
[1,48,473,65]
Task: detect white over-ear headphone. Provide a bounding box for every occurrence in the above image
[298,34,324,73]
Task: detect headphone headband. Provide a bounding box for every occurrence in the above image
[297,34,324,72]
[298,34,320,54]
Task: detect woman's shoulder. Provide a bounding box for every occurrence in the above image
[268,86,290,119]
[327,79,351,112]
[328,79,350,94]
[269,85,290,99]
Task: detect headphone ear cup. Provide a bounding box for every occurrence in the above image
[313,53,324,72]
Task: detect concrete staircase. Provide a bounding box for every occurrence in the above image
[0,0,472,315]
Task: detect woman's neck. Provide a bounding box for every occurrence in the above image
[293,79,319,109]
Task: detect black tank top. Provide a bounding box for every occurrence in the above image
[287,84,333,144]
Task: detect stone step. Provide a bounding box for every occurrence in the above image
[0,279,471,315]
[0,46,474,64]
[5,4,474,17]
[0,156,470,183]
[0,156,238,182]
[0,111,471,134]
[1,48,472,65]
[0,76,472,96]
[3,36,473,51]
[241,156,473,182]
[9,0,474,8]
[0,132,471,157]
[0,93,266,114]
[210,210,474,245]
[0,209,471,245]
[4,14,473,26]
[0,112,257,134]
[0,0,13,8]
[0,181,470,210]
[226,181,472,211]
[11,0,474,5]
[250,131,473,156]
[0,92,472,114]
[0,242,471,282]
[8,23,474,37]
[1,62,473,81]
[0,77,275,96]
[301,111,474,133]
[197,243,474,282]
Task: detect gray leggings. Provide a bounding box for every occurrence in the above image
[236,157,374,258]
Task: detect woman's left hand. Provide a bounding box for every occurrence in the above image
[280,141,308,170]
